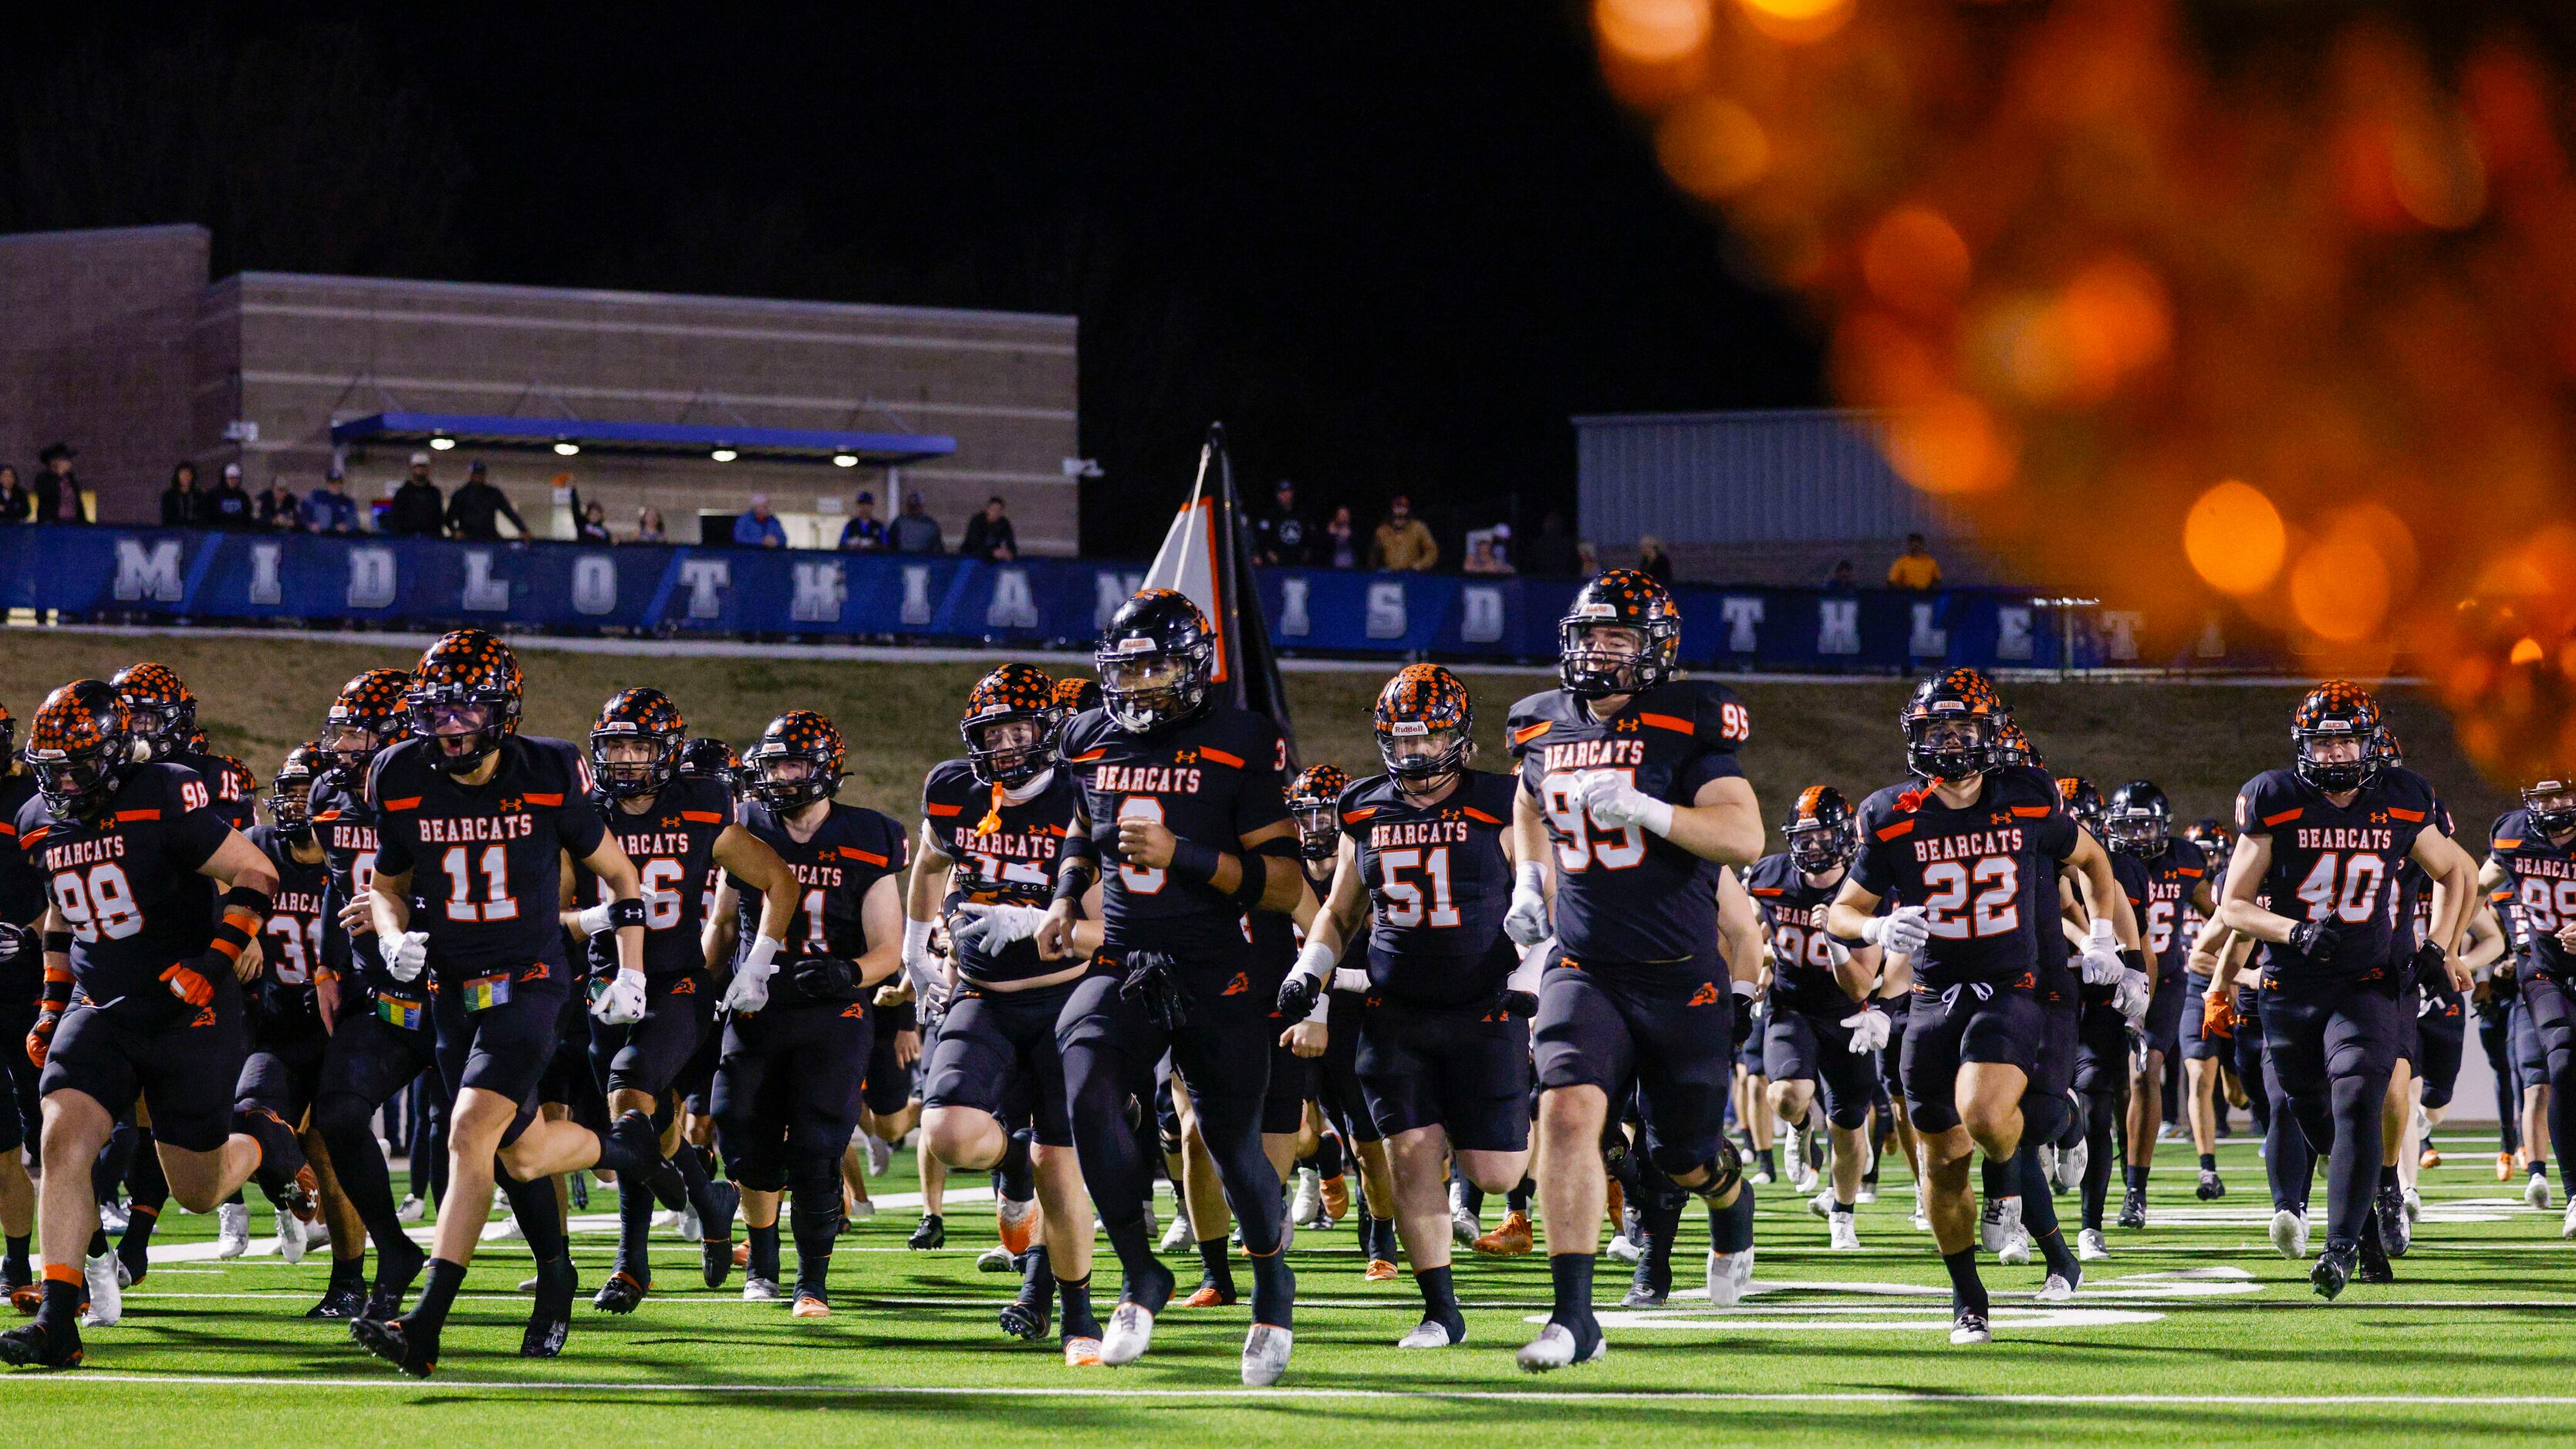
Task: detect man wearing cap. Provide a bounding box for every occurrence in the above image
[1254,478,1312,566]
[732,494,788,549]
[307,467,360,534]
[389,454,444,537]
[32,443,85,525]
[839,491,886,552]
[444,461,528,542]
[890,491,943,555]
[1371,495,1438,573]
[202,462,256,529]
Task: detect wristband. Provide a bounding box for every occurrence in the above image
[1166,839,1224,887]
[1636,795,1676,837]
[44,931,73,955]
[1052,860,1092,905]
[1731,978,1758,1001]
[1292,937,1336,986]
[2120,947,2148,975]
[607,897,649,930]
[1226,853,1272,910]
[223,883,276,920]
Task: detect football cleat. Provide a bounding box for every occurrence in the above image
[1000,1293,1051,1342]
[1158,1210,1196,1253]
[2419,1145,2442,1170]
[353,1315,438,1378]
[1364,1258,1400,1282]
[1829,1214,1862,1251]
[1063,1335,1103,1367]
[1320,1174,1350,1221]
[1182,1277,1236,1309]
[2377,1189,2411,1258]
[2078,1228,2111,1262]
[742,1275,781,1303]
[99,1201,128,1235]
[701,1180,741,1289]
[2035,1272,2078,1303]
[276,1207,309,1265]
[2561,1201,2576,1239]
[0,1318,82,1369]
[977,1245,1020,1274]
[1978,1196,2017,1255]
[997,1195,1039,1257]
[521,1260,576,1356]
[79,1251,120,1328]
[2118,1188,2147,1231]
[1997,1226,2031,1267]
[2270,1209,2311,1259]
[1855,1181,1879,1205]
[908,1213,947,1251]
[1706,1247,1754,1307]
[1397,1319,1462,1349]
[2402,1187,2422,1225]
[2355,1230,2395,1285]
[1474,1210,1534,1257]
[1290,1167,1323,1228]
[1516,1322,1605,1372]
[1950,1309,1992,1346]
[2527,1172,2554,1211]
[306,1282,367,1320]
[845,1197,876,1222]
[1240,1323,1292,1387]
[397,1195,426,1224]
[2056,1140,2089,1195]
[593,1271,647,1315]
[1100,1302,1156,1366]
[1807,1187,1836,1220]
[214,1203,251,1260]
[2196,1168,2227,1201]
[1604,1230,1642,1265]
[791,1294,832,1319]
[2497,1151,2516,1182]
[2311,1244,2355,1300]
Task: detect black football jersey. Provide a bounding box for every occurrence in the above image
[369,735,606,982]
[170,747,259,832]
[2122,836,2211,979]
[14,763,235,1021]
[579,777,734,976]
[1852,768,2078,990]
[2389,799,2454,964]
[922,757,1075,985]
[245,822,329,1025]
[2234,765,2442,981]
[2487,807,2575,980]
[0,770,45,998]
[1058,704,1291,959]
[1336,769,1519,1007]
[729,799,907,966]
[1744,852,1866,1018]
[308,768,392,991]
[1507,678,1751,964]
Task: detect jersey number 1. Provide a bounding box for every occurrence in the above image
[441,845,520,922]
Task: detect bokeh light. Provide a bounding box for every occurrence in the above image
[2183,482,2286,596]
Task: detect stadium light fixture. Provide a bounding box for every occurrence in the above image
[832,453,859,468]
[429,436,456,451]
[554,441,580,456]
[711,448,738,462]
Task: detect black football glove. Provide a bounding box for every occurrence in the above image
[1118,951,1188,1032]
[1496,988,1540,1022]
[2287,918,2337,959]
[0,921,35,966]
[1729,991,1757,1056]
[2410,940,2452,991]
[1275,972,1322,1025]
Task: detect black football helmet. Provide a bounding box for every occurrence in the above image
[1052,674,1104,718]
[744,711,846,811]
[1374,664,1474,789]
[270,741,326,839]
[321,668,412,779]
[591,687,688,800]
[677,737,744,790]
[1096,589,1214,734]
[2182,816,2231,860]
[1558,569,1682,699]
[1901,668,2003,782]
[2104,779,2170,855]
[1783,785,1859,876]
[2057,776,2105,836]
[961,664,1062,789]
[25,680,140,823]
[407,630,524,775]
[110,662,197,762]
[1994,719,2041,770]
[2521,770,2576,836]
[2291,681,2385,794]
[1285,764,1351,862]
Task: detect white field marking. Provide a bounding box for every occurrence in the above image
[13,1374,2574,1406]
[1558,1306,2167,1332]
[114,1292,2576,1312]
[1747,1268,2260,1302]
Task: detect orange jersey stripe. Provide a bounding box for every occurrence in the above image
[522,792,563,807]
[1198,746,1244,768]
[382,797,422,812]
[1875,819,1916,840]
[1511,721,1551,746]
[2388,806,2425,822]
[2261,807,2302,826]
[1065,748,1107,764]
[925,802,964,817]
[839,846,889,866]
[2010,805,2052,817]
[680,809,725,823]
[1461,806,1505,826]
[114,809,160,822]
[1636,711,1693,735]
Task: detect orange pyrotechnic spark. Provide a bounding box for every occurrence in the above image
[1594,0,2576,783]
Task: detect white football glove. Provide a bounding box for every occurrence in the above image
[592,966,648,1026]
[721,934,782,1014]
[2114,968,2152,1030]
[2080,917,2126,986]
[1504,860,1551,947]
[902,915,936,980]
[1842,1005,1892,1054]
[1576,770,1673,837]
[1860,904,1930,958]
[950,903,1048,961]
[386,929,431,983]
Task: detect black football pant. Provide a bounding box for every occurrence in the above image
[312,1005,441,1272]
[2521,974,2576,1198]
[2261,975,2401,1251]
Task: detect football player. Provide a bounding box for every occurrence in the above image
[2213,683,2476,1295]
[1,681,309,1370]
[1744,786,1888,1251]
[2475,765,2576,1238]
[2098,781,2212,1235]
[0,702,46,1312]
[351,632,669,1376]
[1035,590,1312,1386]
[1502,571,1766,1370]
[1827,670,2138,1343]
[2176,817,2237,1201]
[703,710,907,1317]
[1281,666,1536,1348]
[2054,776,2146,1252]
[572,687,792,1312]
[911,664,1110,1363]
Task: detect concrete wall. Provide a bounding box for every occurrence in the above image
[0,225,208,517]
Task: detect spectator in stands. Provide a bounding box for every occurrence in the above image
[1463,533,1514,576]
[577,499,614,544]
[839,491,886,552]
[445,461,528,541]
[160,462,202,526]
[32,443,84,525]
[201,463,255,529]
[890,491,944,555]
[257,475,304,532]
[635,507,667,543]
[1637,534,1674,585]
[1371,495,1438,572]
[388,452,444,536]
[1524,511,1581,578]
[733,494,788,549]
[1886,532,1942,590]
[1575,540,1602,577]
[960,495,1018,562]
[1825,559,1858,592]
[1255,478,1312,565]
[306,467,360,534]
[0,466,26,524]
[1325,506,1358,569]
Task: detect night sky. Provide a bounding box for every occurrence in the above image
[3,4,1822,557]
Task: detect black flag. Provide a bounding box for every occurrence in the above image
[1142,423,1299,768]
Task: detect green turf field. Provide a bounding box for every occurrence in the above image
[15,1130,2571,1444]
